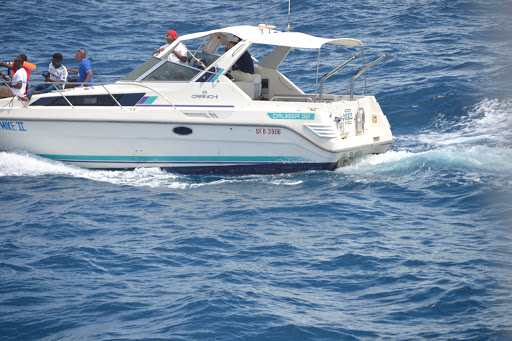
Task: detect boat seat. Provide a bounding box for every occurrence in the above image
[234,74,262,100]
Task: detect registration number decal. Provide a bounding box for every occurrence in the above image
[256,128,281,135]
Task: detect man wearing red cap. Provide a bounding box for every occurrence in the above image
[152,30,187,65]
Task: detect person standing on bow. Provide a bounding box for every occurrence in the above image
[152,30,187,65]
[67,48,93,87]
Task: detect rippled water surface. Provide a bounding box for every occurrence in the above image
[1,0,512,340]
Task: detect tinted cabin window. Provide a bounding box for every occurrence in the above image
[30,93,146,106]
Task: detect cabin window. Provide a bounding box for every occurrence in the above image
[142,60,201,82]
[30,93,146,106]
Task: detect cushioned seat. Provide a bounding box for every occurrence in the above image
[234,74,262,99]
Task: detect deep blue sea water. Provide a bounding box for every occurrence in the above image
[1,0,512,340]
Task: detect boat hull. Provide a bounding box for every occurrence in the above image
[0,116,391,174]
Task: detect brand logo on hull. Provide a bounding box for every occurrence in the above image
[192,91,218,99]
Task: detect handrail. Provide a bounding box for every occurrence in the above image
[318,55,356,103]
[350,52,388,101]
[0,79,179,110]
[0,79,29,108]
[101,84,123,109]
[51,83,74,108]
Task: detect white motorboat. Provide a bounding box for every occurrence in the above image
[0,25,392,174]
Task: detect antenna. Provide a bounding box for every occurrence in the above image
[287,0,291,32]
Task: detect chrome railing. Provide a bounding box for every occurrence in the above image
[318,55,357,103]
[0,78,178,110]
[350,53,388,101]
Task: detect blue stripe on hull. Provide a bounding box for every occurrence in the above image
[36,154,335,174]
[163,162,337,175]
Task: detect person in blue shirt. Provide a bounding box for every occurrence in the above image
[67,49,93,87]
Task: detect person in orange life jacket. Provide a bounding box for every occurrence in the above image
[0,54,31,94]
[67,49,93,87]
[0,57,28,100]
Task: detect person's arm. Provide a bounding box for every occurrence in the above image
[0,61,13,70]
[153,47,165,55]
[79,70,93,87]
[214,33,234,49]
[173,48,187,63]
[1,73,21,88]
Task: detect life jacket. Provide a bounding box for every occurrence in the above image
[12,66,31,95]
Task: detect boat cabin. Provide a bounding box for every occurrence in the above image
[120,25,371,103]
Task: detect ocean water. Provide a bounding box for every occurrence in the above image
[1,0,512,340]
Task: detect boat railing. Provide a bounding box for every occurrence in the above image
[270,94,315,102]
[318,55,357,103]
[350,53,388,101]
[1,78,178,110]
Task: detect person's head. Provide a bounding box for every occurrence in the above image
[52,53,63,68]
[229,36,240,45]
[13,57,23,69]
[17,54,28,62]
[75,49,87,61]
[166,30,178,44]
[224,35,240,52]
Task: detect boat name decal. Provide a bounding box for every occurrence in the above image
[191,91,218,99]
[0,121,26,132]
[267,113,315,120]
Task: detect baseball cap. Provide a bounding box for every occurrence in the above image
[167,30,178,40]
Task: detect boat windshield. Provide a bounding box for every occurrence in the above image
[122,58,203,82]
[142,60,201,82]
[122,57,161,81]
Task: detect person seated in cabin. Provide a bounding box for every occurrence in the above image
[214,33,255,82]
[0,54,33,96]
[25,53,68,100]
[0,57,29,100]
[152,30,188,65]
[67,49,93,88]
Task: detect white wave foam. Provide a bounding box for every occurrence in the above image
[0,151,188,189]
[416,98,512,147]
[340,144,512,177]
[0,152,306,188]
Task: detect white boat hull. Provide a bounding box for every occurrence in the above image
[0,103,391,174]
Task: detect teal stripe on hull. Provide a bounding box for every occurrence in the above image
[38,154,310,163]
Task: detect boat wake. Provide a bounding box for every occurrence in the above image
[339,98,512,187]
[0,151,304,188]
[0,151,188,189]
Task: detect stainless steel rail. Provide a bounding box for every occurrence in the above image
[0,80,178,110]
[350,52,388,101]
[318,55,356,103]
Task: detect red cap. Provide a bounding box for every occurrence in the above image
[167,30,177,40]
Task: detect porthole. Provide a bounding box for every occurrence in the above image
[173,126,193,135]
